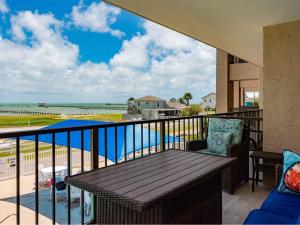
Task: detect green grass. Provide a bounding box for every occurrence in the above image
[0,115,63,127]
[0,114,124,128]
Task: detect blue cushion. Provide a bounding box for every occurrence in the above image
[208,118,244,144]
[261,189,300,219]
[297,216,300,224]
[244,209,296,224]
[207,131,232,155]
[277,150,300,195]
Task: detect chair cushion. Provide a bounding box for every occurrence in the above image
[208,118,244,144]
[55,181,66,191]
[197,148,226,156]
[207,131,232,155]
[277,150,300,195]
[297,215,300,224]
[261,189,300,219]
[244,209,296,224]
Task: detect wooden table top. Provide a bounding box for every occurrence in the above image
[250,151,282,160]
[65,150,236,211]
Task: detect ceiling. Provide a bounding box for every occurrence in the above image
[105,0,300,67]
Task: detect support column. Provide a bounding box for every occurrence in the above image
[233,81,240,108]
[216,49,233,113]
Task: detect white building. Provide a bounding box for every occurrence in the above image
[201,93,216,110]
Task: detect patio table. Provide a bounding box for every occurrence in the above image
[65,150,236,224]
[40,166,67,181]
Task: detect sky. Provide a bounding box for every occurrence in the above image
[0,0,216,103]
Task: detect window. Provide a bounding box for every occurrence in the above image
[204,99,206,102]
[157,102,160,107]
[138,102,140,106]
[209,99,211,103]
[244,91,259,107]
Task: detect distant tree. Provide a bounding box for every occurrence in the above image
[170,98,177,102]
[254,99,259,107]
[128,97,135,102]
[183,92,193,106]
[178,97,186,105]
[181,104,203,116]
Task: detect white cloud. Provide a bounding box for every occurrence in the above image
[0,10,215,103]
[0,11,79,97]
[107,21,216,99]
[144,21,196,51]
[9,11,78,69]
[0,0,8,13]
[71,1,124,38]
[110,34,150,68]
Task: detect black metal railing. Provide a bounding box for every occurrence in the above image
[0,110,262,225]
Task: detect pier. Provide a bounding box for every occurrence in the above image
[0,103,128,116]
[44,104,128,110]
[0,109,60,116]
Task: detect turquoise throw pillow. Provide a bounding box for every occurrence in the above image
[277,150,300,195]
[208,118,244,145]
[207,131,232,156]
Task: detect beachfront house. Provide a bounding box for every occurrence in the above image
[201,92,216,110]
[127,95,186,119]
[0,1,300,225]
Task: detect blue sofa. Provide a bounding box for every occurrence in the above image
[244,165,300,224]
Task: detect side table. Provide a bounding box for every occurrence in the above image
[250,151,282,192]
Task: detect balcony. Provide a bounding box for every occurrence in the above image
[0,110,267,224]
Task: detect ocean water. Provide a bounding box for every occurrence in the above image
[0,103,127,115]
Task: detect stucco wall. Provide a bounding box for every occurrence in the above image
[233,81,240,108]
[259,69,264,109]
[217,50,262,111]
[134,100,166,110]
[216,49,231,113]
[229,63,261,81]
[263,21,300,153]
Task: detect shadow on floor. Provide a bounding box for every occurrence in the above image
[1,189,92,224]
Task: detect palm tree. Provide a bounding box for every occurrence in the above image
[170,98,177,102]
[183,92,192,106]
[178,97,186,105]
[128,97,134,102]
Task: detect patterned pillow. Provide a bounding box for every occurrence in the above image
[277,150,300,195]
[207,131,232,156]
[208,118,244,145]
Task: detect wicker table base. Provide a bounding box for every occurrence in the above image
[95,173,222,224]
[65,150,235,224]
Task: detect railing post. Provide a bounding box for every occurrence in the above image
[90,128,99,224]
[91,128,99,169]
[160,121,166,151]
[200,116,204,141]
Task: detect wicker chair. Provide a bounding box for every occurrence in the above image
[186,121,250,194]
